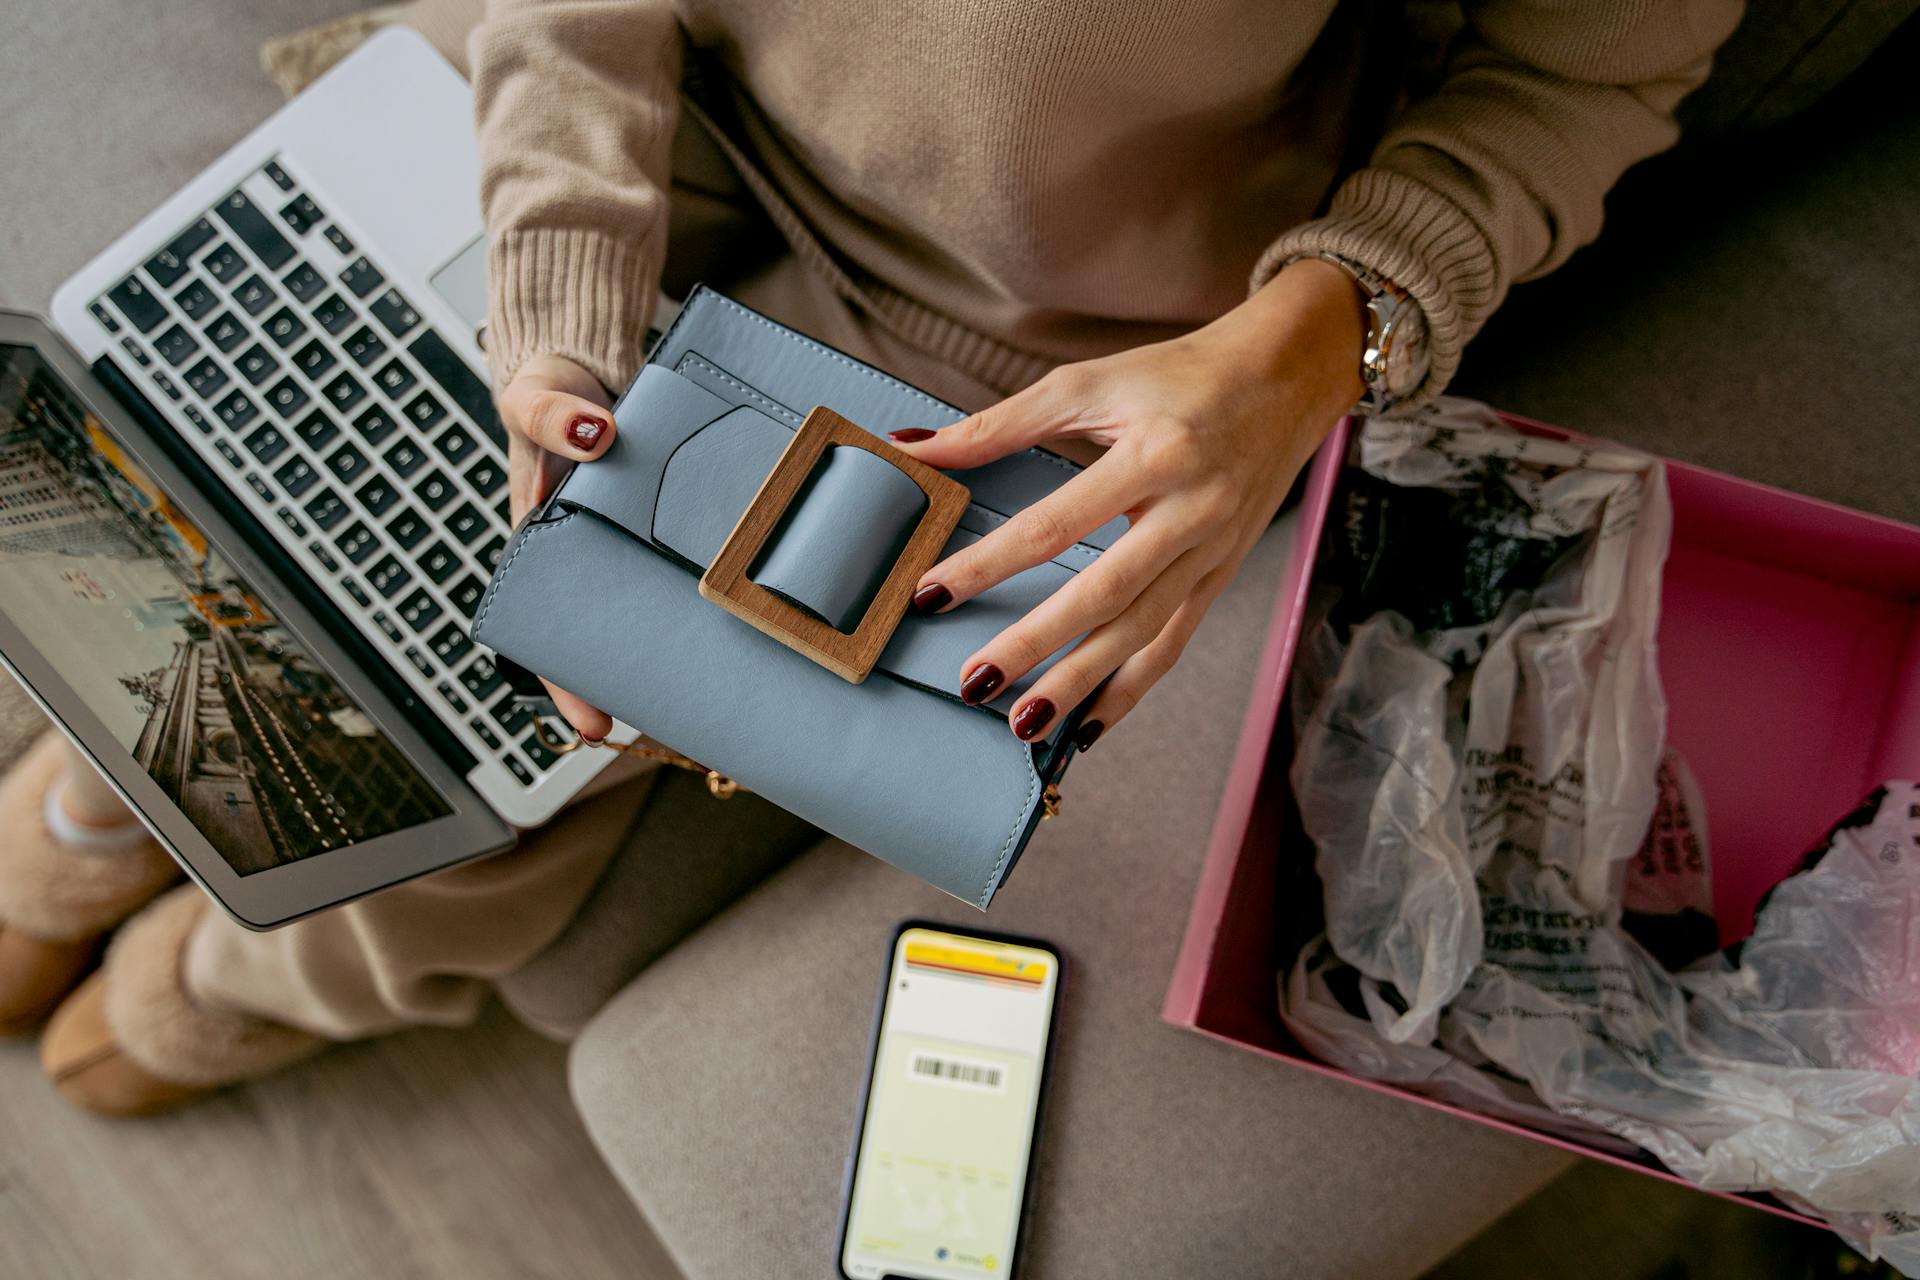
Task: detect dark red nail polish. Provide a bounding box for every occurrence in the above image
[1074,719,1105,751]
[567,414,608,452]
[960,663,1004,705]
[888,428,936,443]
[911,582,952,614]
[1013,699,1056,741]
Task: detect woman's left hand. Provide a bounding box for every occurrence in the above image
[888,258,1368,749]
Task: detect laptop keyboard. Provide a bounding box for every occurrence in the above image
[89,156,556,788]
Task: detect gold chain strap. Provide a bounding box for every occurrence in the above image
[532,719,1060,816]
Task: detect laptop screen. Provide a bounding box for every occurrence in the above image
[0,341,450,876]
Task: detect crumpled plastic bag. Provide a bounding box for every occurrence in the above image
[1277,402,1920,1273]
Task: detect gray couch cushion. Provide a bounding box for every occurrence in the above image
[569,520,1570,1280]
[498,769,818,1041]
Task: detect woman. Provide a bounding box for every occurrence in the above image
[6,0,1740,1111]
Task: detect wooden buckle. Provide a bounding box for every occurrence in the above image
[698,406,969,683]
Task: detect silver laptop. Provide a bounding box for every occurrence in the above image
[6,28,650,926]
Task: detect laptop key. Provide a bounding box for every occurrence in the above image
[427,621,472,665]
[418,541,459,584]
[181,404,212,434]
[503,754,535,786]
[370,289,421,338]
[88,301,120,333]
[263,376,309,418]
[339,257,385,298]
[214,189,294,271]
[397,587,443,633]
[468,717,500,749]
[351,405,397,445]
[387,507,430,551]
[402,645,436,679]
[261,306,306,348]
[235,344,278,386]
[279,195,323,237]
[231,275,275,316]
[106,276,166,333]
[334,520,378,565]
[292,339,336,380]
[304,487,349,531]
[214,439,245,468]
[243,423,289,464]
[202,243,244,283]
[384,440,426,478]
[356,475,401,518]
[322,371,367,413]
[322,225,355,256]
[437,679,469,713]
[204,312,246,352]
[119,337,151,367]
[291,410,338,451]
[342,326,386,368]
[521,731,558,771]
[477,534,507,571]
[368,554,412,598]
[245,473,273,503]
[276,506,308,537]
[372,611,404,643]
[152,372,182,401]
[415,469,455,512]
[446,502,486,544]
[153,325,198,367]
[446,574,488,618]
[491,694,533,737]
[340,574,371,607]
[175,280,219,322]
[433,424,477,465]
[307,540,339,572]
[263,160,296,192]
[274,456,318,498]
[312,293,355,333]
[213,389,258,429]
[460,656,504,702]
[372,358,415,398]
[324,442,369,482]
[282,261,326,302]
[145,218,215,288]
[402,390,446,431]
[464,458,506,497]
[408,330,504,449]
[183,356,227,398]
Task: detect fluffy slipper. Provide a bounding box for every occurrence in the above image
[0,732,180,944]
[47,887,323,1105]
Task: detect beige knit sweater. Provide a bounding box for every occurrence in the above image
[472,0,1742,405]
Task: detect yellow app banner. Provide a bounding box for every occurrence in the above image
[902,932,1048,985]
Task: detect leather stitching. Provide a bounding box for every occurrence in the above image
[677,353,804,424]
[982,764,1040,909]
[472,511,574,639]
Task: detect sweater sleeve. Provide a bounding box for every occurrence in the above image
[470,0,685,393]
[1254,0,1743,406]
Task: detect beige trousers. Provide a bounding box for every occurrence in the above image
[156,23,1009,1038]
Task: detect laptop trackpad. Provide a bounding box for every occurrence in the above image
[430,235,488,333]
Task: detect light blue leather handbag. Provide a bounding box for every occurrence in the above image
[472,287,1119,908]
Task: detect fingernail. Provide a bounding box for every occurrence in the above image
[567,414,608,452]
[1013,699,1056,741]
[910,582,952,614]
[888,428,936,443]
[1074,719,1105,752]
[960,662,1004,705]
[581,734,605,748]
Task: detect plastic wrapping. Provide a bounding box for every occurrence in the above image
[1278,403,1920,1272]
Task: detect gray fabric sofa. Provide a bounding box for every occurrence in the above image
[5,1,1915,1276]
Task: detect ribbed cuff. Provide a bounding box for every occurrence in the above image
[1253,168,1500,410]
[486,227,657,394]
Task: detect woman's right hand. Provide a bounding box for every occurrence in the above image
[496,353,618,741]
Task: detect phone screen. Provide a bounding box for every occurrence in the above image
[840,925,1061,1280]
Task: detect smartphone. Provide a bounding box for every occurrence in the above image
[838,921,1065,1280]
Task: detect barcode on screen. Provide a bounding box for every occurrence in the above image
[907,1051,1006,1093]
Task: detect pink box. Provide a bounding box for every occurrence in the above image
[1163,413,1920,1225]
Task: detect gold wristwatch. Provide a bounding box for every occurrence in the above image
[1287,251,1431,414]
